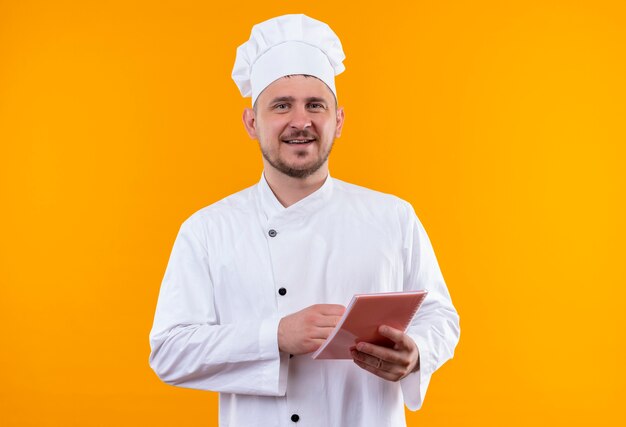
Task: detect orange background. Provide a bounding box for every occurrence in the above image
[1,0,625,425]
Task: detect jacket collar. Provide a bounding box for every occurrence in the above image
[256,171,334,223]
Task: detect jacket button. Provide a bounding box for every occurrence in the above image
[291,414,300,422]
[278,287,287,296]
[268,229,277,237]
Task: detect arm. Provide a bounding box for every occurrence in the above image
[148,216,345,395]
[350,202,460,409]
[148,217,288,396]
[400,202,460,410]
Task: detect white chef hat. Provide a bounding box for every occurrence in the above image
[232,14,346,105]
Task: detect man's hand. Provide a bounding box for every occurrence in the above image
[351,325,420,382]
[278,304,345,355]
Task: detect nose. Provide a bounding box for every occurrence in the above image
[289,105,312,130]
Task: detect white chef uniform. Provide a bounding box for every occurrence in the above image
[149,173,460,427]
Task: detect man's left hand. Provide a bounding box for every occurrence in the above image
[351,325,420,382]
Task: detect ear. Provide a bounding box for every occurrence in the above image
[242,108,258,139]
[334,106,345,138]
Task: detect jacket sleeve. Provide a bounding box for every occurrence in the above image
[399,202,460,410]
[148,216,289,396]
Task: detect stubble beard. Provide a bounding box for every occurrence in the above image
[260,140,334,179]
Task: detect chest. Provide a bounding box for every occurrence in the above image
[208,211,405,323]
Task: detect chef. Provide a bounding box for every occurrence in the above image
[149,14,460,427]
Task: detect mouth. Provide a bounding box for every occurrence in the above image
[282,138,316,145]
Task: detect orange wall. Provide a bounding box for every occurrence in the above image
[1,0,625,425]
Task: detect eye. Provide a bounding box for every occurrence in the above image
[307,103,326,110]
[273,103,289,110]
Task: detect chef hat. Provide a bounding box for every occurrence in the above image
[232,14,346,105]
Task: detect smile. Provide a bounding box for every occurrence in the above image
[283,139,315,145]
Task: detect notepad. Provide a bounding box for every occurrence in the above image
[311,290,428,359]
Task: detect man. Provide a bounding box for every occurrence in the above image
[149,14,460,426]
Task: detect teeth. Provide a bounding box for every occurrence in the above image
[285,139,313,144]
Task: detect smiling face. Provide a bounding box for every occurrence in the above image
[243,75,345,179]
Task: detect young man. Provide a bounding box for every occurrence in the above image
[149,14,460,426]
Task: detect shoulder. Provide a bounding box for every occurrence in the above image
[332,178,415,217]
[179,184,259,236]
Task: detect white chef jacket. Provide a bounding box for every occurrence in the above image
[149,173,460,427]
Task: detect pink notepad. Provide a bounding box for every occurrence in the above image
[311,290,428,359]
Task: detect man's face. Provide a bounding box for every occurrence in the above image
[243,75,344,179]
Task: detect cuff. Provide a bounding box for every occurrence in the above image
[401,332,433,410]
[259,316,289,396]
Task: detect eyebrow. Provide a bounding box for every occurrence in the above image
[269,96,329,104]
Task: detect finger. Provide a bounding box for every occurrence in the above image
[378,325,410,347]
[285,339,327,356]
[351,349,379,369]
[353,351,405,376]
[315,304,346,315]
[353,358,397,382]
[351,350,394,373]
[314,315,344,327]
[306,338,329,351]
[352,349,408,379]
[311,328,338,339]
[355,342,406,366]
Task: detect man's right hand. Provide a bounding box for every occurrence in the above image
[277,304,345,355]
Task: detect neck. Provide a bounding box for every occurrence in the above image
[263,165,329,208]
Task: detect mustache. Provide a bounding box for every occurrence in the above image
[281,130,317,140]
